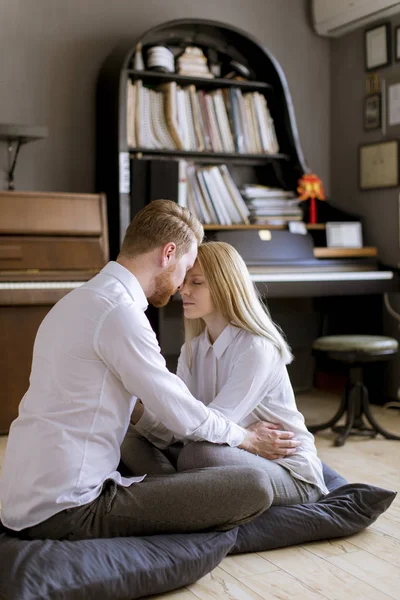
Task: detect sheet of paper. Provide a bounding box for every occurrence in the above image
[289,221,307,235]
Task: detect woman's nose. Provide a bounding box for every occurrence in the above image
[180,283,189,296]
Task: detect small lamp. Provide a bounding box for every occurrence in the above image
[0,123,48,190]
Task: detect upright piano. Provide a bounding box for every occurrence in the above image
[210,229,398,297]
[0,191,109,433]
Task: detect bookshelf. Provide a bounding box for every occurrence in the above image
[96,18,312,360]
[96,18,309,260]
[127,69,273,92]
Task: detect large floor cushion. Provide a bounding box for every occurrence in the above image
[0,529,238,600]
[0,463,396,600]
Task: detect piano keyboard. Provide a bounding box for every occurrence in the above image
[0,271,393,289]
[0,281,85,290]
[248,270,394,283]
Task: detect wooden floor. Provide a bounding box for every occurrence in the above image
[0,391,399,599]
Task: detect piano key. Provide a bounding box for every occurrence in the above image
[0,281,85,290]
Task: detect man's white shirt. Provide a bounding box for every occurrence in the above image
[136,324,329,495]
[0,262,246,530]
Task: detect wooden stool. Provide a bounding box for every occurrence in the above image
[309,335,400,446]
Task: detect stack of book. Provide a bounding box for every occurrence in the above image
[127,80,279,154]
[241,185,303,225]
[176,47,214,78]
[178,161,250,225]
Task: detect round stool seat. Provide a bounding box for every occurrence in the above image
[312,335,398,355]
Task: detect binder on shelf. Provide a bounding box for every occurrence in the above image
[161,81,185,150]
[129,158,251,227]
[149,160,181,204]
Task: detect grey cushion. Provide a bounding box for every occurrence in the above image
[312,335,398,354]
[0,529,238,600]
[231,483,396,554]
[0,463,396,600]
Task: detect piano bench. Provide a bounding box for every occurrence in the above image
[308,335,400,446]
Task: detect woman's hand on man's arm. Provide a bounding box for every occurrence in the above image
[238,421,300,460]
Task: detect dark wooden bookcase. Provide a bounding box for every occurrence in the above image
[96,18,309,364]
[96,18,308,259]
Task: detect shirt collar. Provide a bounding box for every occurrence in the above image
[101,261,148,310]
[201,323,241,359]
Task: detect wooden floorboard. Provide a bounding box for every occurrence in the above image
[0,390,399,599]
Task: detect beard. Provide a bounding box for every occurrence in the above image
[148,265,178,308]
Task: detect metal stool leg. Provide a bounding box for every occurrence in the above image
[334,384,377,438]
[307,381,349,434]
[333,383,358,446]
[362,385,400,440]
[352,384,366,430]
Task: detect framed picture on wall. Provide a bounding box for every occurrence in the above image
[383,74,400,133]
[363,93,381,130]
[365,73,380,94]
[359,139,400,190]
[364,23,391,71]
[395,25,400,61]
[387,80,400,127]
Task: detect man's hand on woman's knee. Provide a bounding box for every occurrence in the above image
[238,421,300,460]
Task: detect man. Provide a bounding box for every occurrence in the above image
[0,200,299,540]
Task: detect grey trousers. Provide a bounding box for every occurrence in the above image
[120,427,322,507]
[16,461,273,541]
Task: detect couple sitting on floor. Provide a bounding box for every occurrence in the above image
[0,199,327,541]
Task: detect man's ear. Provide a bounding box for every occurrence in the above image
[160,242,176,267]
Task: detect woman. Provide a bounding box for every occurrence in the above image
[122,241,328,506]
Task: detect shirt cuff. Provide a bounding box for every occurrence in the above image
[134,406,162,436]
[187,418,247,447]
[225,423,247,447]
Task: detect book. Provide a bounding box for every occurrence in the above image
[127,80,280,156]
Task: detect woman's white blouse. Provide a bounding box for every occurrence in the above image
[136,324,329,494]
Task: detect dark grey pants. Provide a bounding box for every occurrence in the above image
[120,427,322,507]
[16,463,273,541]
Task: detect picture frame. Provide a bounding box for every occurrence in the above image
[359,139,400,190]
[387,79,400,127]
[363,93,381,130]
[326,222,363,248]
[395,25,400,61]
[365,73,380,94]
[364,23,391,71]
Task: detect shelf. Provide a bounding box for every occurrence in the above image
[314,246,377,258]
[0,123,48,191]
[306,224,326,230]
[203,224,326,231]
[0,123,48,144]
[129,148,289,166]
[127,69,272,92]
[204,224,285,230]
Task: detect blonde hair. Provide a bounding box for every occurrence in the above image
[119,199,204,258]
[184,241,293,366]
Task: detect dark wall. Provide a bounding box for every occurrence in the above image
[0,0,330,193]
[331,16,400,268]
[331,16,400,400]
